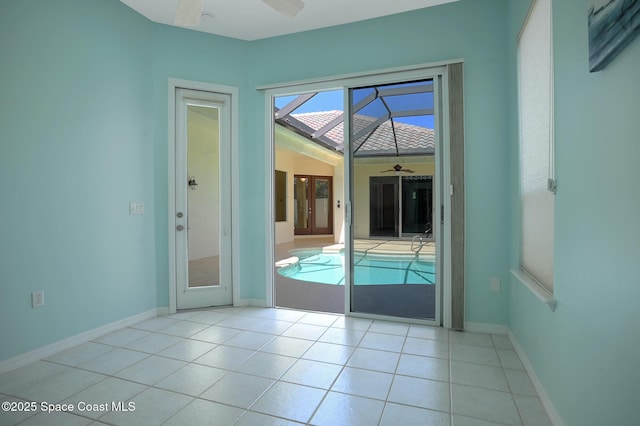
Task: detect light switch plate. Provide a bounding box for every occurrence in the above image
[130,203,144,215]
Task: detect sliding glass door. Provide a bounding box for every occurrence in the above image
[348,78,440,321]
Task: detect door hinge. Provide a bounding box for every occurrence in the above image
[441,205,444,224]
[547,178,557,194]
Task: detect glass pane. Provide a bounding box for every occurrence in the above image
[291,90,342,115]
[352,87,375,105]
[314,178,330,229]
[294,176,309,231]
[275,170,286,222]
[187,105,220,288]
[402,176,433,235]
[384,91,434,112]
[358,97,388,121]
[350,81,437,320]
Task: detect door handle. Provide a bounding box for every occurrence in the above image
[176,225,185,231]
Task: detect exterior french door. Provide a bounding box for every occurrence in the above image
[175,88,232,310]
[294,175,332,235]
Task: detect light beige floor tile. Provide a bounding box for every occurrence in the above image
[360,332,405,352]
[114,355,185,385]
[311,392,385,426]
[302,342,355,365]
[452,384,521,426]
[251,382,326,423]
[451,361,510,392]
[78,348,148,375]
[396,353,450,381]
[381,402,451,426]
[45,342,113,367]
[280,359,343,389]
[234,352,297,380]
[100,388,191,426]
[154,363,227,396]
[331,367,393,400]
[403,337,449,359]
[347,348,400,373]
[388,375,450,412]
[194,344,255,370]
[451,343,501,367]
[259,336,314,358]
[163,398,244,426]
[200,372,274,408]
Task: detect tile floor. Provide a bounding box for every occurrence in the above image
[0,307,552,426]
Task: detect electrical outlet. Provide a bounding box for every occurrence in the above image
[31,290,45,308]
[490,277,501,292]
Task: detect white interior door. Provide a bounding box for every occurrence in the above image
[175,88,232,310]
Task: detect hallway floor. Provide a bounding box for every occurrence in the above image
[0,307,551,425]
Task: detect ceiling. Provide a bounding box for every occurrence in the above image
[120,0,458,41]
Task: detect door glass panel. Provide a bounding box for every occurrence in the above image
[294,176,309,233]
[187,105,220,288]
[350,79,437,320]
[402,176,433,235]
[314,178,330,229]
[369,177,398,237]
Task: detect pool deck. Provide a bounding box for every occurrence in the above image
[276,238,435,267]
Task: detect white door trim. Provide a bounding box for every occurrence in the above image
[168,78,240,313]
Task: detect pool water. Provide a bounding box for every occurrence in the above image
[277,252,435,285]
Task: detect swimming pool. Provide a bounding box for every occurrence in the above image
[277,251,435,285]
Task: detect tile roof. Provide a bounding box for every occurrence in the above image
[290,110,435,157]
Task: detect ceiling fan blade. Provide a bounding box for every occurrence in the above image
[262,0,305,17]
[175,0,202,27]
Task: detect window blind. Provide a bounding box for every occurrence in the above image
[518,0,554,292]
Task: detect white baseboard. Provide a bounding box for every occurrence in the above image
[156,306,171,316]
[236,298,268,307]
[0,308,160,375]
[507,329,565,426]
[464,321,509,334]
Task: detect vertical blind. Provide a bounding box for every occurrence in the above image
[518,0,554,292]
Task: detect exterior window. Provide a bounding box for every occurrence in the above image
[518,0,555,293]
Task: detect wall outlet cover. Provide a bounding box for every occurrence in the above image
[31,291,44,308]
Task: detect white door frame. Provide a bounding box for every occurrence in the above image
[168,78,240,313]
[261,62,455,327]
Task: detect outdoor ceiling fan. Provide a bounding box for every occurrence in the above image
[381,164,415,174]
[175,0,304,27]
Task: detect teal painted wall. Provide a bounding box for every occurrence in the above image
[0,0,156,360]
[245,0,513,324]
[508,0,640,424]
